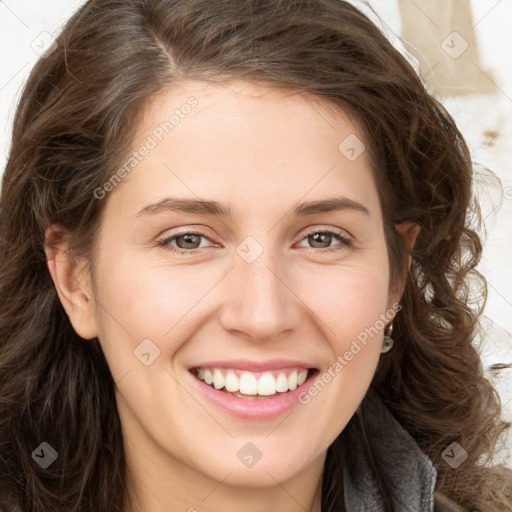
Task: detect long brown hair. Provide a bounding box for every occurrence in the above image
[1,1,511,510]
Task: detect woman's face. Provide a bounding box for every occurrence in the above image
[50,79,412,501]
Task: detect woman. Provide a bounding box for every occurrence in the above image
[0,0,510,510]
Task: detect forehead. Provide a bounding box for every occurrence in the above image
[108,79,381,221]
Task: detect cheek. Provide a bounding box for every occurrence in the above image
[299,260,390,344]
[294,268,389,439]
[295,259,389,401]
[94,248,219,348]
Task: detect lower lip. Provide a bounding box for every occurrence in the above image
[188,370,318,420]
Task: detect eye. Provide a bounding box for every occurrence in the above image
[157,231,216,254]
[295,228,352,253]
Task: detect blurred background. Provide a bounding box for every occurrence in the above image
[1,0,511,462]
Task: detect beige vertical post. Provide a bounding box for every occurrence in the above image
[398,0,495,96]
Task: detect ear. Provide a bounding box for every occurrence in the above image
[387,220,421,308]
[395,220,421,270]
[44,224,99,340]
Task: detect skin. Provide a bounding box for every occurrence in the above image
[45,79,419,512]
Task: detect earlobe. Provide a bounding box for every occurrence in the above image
[44,224,98,340]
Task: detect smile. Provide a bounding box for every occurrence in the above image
[188,364,319,419]
[191,367,310,397]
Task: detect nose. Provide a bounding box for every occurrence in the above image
[218,246,303,343]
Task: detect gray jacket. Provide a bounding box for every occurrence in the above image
[342,387,437,511]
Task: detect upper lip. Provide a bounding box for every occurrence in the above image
[188,359,317,372]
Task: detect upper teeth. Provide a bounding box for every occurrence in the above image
[195,368,309,396]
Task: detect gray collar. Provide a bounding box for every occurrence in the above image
[342,387,437,511]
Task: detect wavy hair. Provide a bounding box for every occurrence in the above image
[0,0,511,510]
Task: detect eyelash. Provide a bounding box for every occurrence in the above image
[157,228,353,255]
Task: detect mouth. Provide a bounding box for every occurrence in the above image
[189,366,318,400]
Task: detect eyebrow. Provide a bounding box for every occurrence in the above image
[133,196,370,219]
